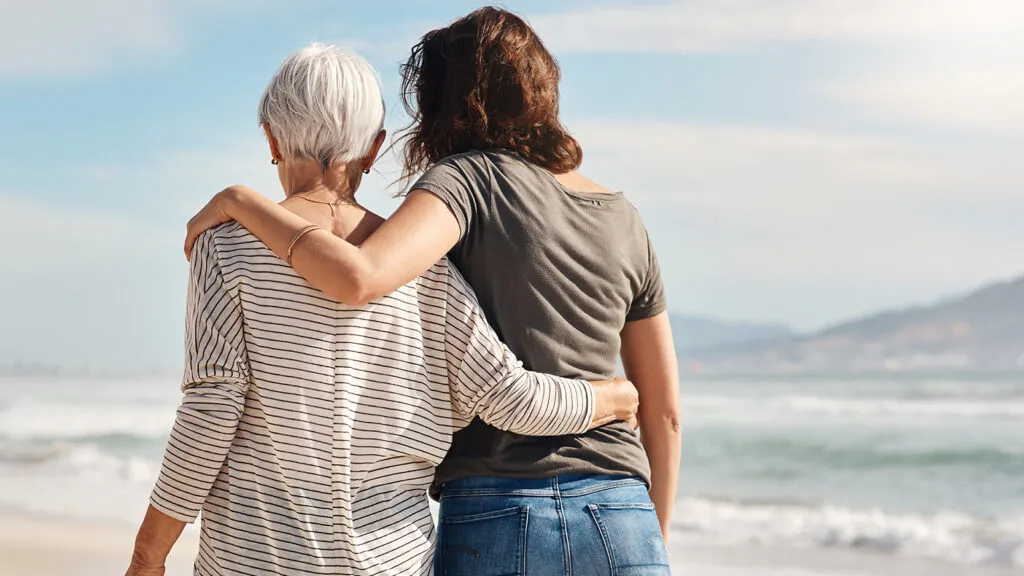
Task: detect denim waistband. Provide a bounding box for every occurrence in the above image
[439,474,646,499]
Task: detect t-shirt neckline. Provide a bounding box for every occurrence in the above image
[486,148,625,203]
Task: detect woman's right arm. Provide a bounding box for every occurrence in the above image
[185,186,460,306]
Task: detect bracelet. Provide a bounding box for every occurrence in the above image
[286,224,321,265]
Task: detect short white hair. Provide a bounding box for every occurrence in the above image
[258,44,385,168]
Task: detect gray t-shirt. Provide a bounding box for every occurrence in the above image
[415,149,667,492]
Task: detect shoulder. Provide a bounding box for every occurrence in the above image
[201,222,275,260]
[190,223,284,291]
[414,258,475,306]
[438,149,496,167]
[417,150,497,184]
[609,194,650,233]
[607,194,659,266]
[416,258,456,295]
[207,221,258,245]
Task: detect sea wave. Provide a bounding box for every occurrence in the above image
[0,440,159,484]
[674,497,1024,567]
[0,441,160,523]
[689,437,1024,471]
[685,394,1024,419]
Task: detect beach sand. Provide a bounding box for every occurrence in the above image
[0,513,198,576]
[1,513,1016,576]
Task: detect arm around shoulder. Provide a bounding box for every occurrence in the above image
[185,186,461,306]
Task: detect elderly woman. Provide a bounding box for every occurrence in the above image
[185,8,680,575]
[124,44,638,576]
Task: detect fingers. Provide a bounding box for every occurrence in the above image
[184,222,197,262]
[615,377,640,430]
[589,376,642,430]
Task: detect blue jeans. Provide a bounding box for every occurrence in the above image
[435,474,671,575]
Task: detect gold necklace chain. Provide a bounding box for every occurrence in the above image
[292,194,358,217]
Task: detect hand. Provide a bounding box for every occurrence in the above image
[589,377,639,430]
[184,185,255,260]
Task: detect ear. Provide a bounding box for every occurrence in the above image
[262,123,283,162]
[364,130,387,171]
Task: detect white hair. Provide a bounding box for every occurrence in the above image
[258,44,385,168]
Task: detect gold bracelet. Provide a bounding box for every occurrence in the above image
[286,224,321,265]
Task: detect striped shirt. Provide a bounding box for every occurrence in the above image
[149,223,595,575]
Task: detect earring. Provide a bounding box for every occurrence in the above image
[271,158,279,165]
[362,168,371,174]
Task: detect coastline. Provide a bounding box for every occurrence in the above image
[0,512,1012,576]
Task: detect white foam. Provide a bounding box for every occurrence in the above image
[0,443,161,523]
[674,497,1024,568]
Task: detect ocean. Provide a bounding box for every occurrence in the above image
[1,374,1021,571]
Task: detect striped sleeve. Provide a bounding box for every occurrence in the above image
[441,263,594,436]
[150,230,251,522]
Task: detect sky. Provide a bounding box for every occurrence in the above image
[2,0,1023,371]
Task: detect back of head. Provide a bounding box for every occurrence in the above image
[398,6,582,181]
[259,44,385,169]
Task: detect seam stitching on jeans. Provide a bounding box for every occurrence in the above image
[442,488,555,498]
[441,506,525,524]
[521,507,530,576]
[440,478,646,499]
[587,504,617,576]
[554,476,572,576]
[558,478,646,498]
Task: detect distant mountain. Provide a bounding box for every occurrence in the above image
[669,314,792,352]
[682,275,1024,374]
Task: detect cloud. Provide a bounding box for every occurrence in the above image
[822,51,1024,137]
[0,0,263,78]
[528,0,1024,54]
[571,120,1024,327]
[0,0,176,77]
[526,0,1024,136]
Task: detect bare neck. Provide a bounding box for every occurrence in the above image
[553,170,615,195]
[277,158,383,244]
[280,159,362,202]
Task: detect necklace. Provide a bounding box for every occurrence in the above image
[292,194,358,217]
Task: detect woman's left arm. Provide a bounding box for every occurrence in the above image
[620,312,681,539]
[185,186,460,306]
[125,505,186,576]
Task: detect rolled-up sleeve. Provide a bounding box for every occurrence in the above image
[442,262,594,436]
[150,231,250,523]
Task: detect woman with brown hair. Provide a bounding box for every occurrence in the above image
[185,7,680,574]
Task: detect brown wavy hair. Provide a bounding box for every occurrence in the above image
[395,6,582,184]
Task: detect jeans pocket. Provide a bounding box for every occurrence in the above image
[587,503,671,576]
[437,506,528,576]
